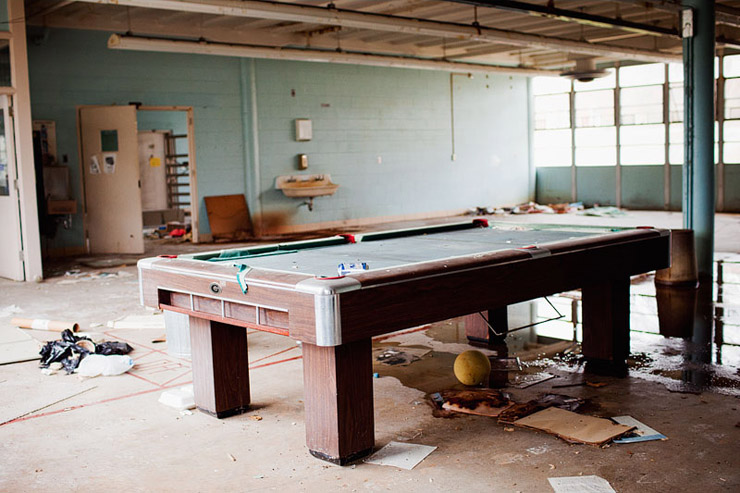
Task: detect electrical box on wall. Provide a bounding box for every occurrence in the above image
[295,119,312,141]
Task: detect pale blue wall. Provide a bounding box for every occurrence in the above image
[621,166,664,209]
[28,28,531,248]
[576,167,616,206]
[254,60,529,226]
[28,28,245,250]
[535,167,571,204]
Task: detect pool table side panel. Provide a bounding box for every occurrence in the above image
[337,234,670,344]
[139,259,319,342]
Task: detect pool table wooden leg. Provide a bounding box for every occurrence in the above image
[464,307,508,346]
[189,317,251,418]
[581,277,630,375]
[302,338,374,465]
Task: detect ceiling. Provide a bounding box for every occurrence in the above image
[23,0,740,75]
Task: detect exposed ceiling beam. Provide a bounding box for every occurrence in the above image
[28,0,76,19]
[107,33,557,76]
[716,4,740,29]
[609,0,682,13]
[71,0,682,63]
[440,0,680,38]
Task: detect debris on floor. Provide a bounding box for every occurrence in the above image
[39,329,134,374]
[511,372,556,389]
[578,206,626,217]
[159,385,196,411]
[58,270,133,284]
[364,441,436,470]
[374,347,430,366]
[12,317,79,333]
[432,389,513,417]
[512,202,554,214]
[611,416,667,443]
[76,354,134,377]
[513,407,634,446]
[497,393,585,424]
[77,257,139,269]
[0,304,23,318]
[107,313,166,330]
[0,326,42,365]
[548,475,616,493]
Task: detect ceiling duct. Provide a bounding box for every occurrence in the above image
[560,59,608,82]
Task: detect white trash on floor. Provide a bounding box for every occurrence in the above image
[76,354,134,377]
[158,385,196,411]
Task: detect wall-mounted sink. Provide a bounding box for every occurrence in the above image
[275,174,339,198]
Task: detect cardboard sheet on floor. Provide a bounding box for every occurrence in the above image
[612,415,667,443]
[548,475,616,493]
[513,407,633,445]
[0,326,41,364]
[364,441,436,470]
[204,194,253,241]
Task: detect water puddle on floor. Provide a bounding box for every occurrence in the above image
[373,255,740,397]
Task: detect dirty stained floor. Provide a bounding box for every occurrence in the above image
[1,211,739,492]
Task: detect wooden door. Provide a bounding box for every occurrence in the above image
[79,106,143,254]
[0,95,24,280]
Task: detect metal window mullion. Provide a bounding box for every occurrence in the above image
[718,50,725,212]
[664,63,671,210]
[615,63,621,208]
[570,80,576,202]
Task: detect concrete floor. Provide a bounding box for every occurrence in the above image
[1,210,739,492]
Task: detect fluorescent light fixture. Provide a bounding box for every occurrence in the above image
[107,34,556,76]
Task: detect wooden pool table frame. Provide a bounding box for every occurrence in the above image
[138,221,670,464]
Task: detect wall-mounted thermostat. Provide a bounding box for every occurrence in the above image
[295,119,312,141]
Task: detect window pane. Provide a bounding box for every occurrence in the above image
[620,124,665,165]
[725,78,740,119]
[575,90,613,127]
[669,122,683,144]
[575,126,616,166]
[573,68,616,92]
[619,63,665,87]
[724,54,740,78]
[669,144,683,165]
[669,84,683,122]
[724,121,740,163]
[533,129,571,167]
[620,85,663,124]
[668,62,683,83]
[532,76,571,95]
[534,94,570,129]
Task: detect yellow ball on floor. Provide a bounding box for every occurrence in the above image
[453,350,491,386]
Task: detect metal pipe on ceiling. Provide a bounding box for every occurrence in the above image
[440,0,681,38]
[107,33,558,76]
[73,0,683,63]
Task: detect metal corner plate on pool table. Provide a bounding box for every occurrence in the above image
[295,277,362,346]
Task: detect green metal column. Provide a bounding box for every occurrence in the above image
[682,1,715,280]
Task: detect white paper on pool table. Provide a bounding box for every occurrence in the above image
[364,441,436,470]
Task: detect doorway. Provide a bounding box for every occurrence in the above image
[0,93,24,279]
[77,105,198,254]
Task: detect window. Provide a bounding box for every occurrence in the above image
[621,124,665,165]
[533,129,571,167]
[534,93,570,130]
[575,90,614,127]
[619,63,665,87]
[621,86,663,125]
[575,127,616,166]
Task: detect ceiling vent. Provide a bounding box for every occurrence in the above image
[560,59,608,82]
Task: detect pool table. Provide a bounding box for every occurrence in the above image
[138,220,670,464]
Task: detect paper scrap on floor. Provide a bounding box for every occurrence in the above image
[373,347,430,366]
[364,441,436,470]
[548,475,616,493]
[511,372,556,388]
[612,415,667,443]
[513,407,634,445]
[0,326,41,365]
[107,313,166,330]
